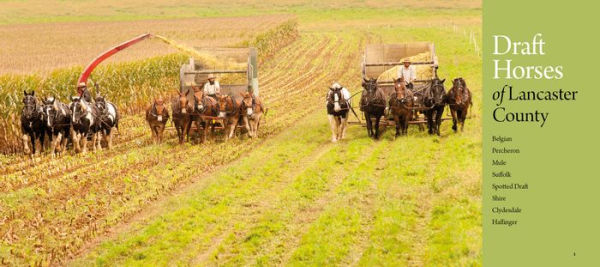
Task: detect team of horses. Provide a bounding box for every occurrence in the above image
[20,89,119,156]
[146,86,264,144]
[327,76,472,141]
[20,86,264,156]
[20,76,468,155]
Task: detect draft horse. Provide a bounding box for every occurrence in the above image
[192,89,219,143]
[240,92,264,139]
[171,90,193,144]
[423,77,446,136]
[21,90,46,155]
[388,78,414,137]
[446,77,472,132]
[359,78,386,139]
[146,97,169,144]
[42,96,71,156]
[326,86,349,142]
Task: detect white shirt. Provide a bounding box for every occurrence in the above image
[203,81,220,95]
[397,65,417,84]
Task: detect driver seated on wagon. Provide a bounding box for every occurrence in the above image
[397,58,417,90]
[203,73,221,101]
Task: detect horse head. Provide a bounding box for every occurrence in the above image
[42,96,57,128]
[193,89,205,112]
[70,95,90,124]
[95,95,107,111]
[154,97,165,115]
[217,95,231,118]
[362,77,378,96]
[428,78,446,106]
[22,90,38,119]
[240,91,254,116]
[177,90,190,114]
[394,78,408,99]
[452,78,465,104]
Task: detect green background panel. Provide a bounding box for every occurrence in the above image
[484,1,599,266]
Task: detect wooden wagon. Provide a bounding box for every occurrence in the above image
[351,42,443,126]
[179,47,258,130]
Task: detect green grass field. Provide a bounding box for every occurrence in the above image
[0,1,481,265]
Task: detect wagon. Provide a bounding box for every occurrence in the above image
[351,42,442,126]
[179,47,258,130]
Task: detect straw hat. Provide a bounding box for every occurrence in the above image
[207,74,216,79]
[402,58,411,63]
[331,82,342,89]
[77,82,86,88]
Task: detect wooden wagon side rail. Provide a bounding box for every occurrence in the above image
[365,61,435,67]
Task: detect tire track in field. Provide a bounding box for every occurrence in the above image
[197,33,366,266]
[73,112,334,265]
[187,136,336,265]
[406,149,440,267]
[209,135,380,266]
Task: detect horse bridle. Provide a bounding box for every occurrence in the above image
[450,79,464,105]
[329,89,347,106]
[149,103,163,118]
[362,82,385,107]
[426,80,445,104]
[23,96,38,119]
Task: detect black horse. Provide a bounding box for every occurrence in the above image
[42,96,71,155]
[423,77,446,136]
[360,78,386,139]
[21,90,46,155]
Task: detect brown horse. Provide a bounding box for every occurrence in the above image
[171,90,193,144]
[217,94,243,141]
[446,77,472,132]
[192,89,219,143]
[146,97,169,144]
[389,78,414,137]
[240,92,264,138]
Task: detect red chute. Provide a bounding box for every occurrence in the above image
[77,33,153,95]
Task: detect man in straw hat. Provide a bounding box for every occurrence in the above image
[203,73,221,100]
[77,82,93,102]
[397,59,417,89]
